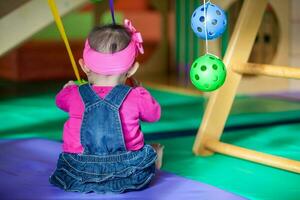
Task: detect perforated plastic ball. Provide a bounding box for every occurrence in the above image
[191,2,227,40]
[190,54,226,92]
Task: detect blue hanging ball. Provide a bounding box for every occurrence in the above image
[191,2,227,40]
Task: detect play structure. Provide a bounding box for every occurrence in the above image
[193,0,300,173]
[0,0,300,199]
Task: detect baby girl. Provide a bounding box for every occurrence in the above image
[49,19,163,193]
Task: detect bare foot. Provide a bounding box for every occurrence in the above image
[151,143,164,169]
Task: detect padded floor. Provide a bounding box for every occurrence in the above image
[1,83,300,199]
[0,139,245,200]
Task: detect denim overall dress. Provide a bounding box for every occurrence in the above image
[50,84,157,193]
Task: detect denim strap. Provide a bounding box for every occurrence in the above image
[78,84,100,107]
[105,85,131,109]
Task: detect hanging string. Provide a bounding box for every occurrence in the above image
[203,0,209,54]
[47,0,82,83]
[109,0,116,24]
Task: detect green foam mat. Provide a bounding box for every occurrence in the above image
[1,86,300,140]
[153,123,300,200]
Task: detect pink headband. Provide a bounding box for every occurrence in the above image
[83,19,144,75]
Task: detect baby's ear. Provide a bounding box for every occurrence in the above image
[78,58,84,67]
[126,62,139,77]
[78,58,90,74]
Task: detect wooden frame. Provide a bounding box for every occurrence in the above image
[233,63,300,79]
[193,0,300,173]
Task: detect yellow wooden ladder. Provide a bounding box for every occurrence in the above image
[193,0,300,174]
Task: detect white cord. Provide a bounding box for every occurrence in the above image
[203,0,209,54]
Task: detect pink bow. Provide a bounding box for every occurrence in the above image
[124,19,144,55]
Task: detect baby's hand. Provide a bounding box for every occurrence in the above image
[63,80,76,88]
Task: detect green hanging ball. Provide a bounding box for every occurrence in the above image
[190,54,227,92]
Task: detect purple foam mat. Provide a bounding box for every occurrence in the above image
[0,139,245,200]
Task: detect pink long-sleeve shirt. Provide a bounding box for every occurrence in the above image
[56,85,161,153]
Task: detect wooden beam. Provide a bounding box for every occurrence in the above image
[233,63,300,79]
[206,140,300,174]
[0,0,87,56]
[193,0,268,155]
